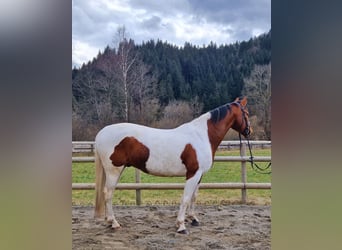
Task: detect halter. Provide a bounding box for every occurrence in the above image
[237,104,271,175]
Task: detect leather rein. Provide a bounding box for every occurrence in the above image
[239,105,271,175]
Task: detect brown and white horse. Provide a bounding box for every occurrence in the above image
[94,97,251,234]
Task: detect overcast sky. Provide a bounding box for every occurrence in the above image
[72,0,271,67]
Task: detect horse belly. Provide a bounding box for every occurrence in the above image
[145,154,187,177]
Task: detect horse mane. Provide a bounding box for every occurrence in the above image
[209,103,231,124]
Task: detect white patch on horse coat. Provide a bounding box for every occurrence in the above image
[95,112,213,178]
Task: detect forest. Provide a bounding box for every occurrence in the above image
[72,28,271,140]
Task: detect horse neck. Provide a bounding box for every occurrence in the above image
[206,107,236,157]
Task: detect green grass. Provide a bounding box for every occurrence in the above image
[72,149,271,206]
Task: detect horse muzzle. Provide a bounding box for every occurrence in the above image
[242,127,252,138]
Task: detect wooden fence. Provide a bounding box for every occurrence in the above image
[72,141,271,204]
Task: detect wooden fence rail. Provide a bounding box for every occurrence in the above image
[72,140,271,153]
[72,141,271,204]
[72,182,271,190]
[72,155,271,163]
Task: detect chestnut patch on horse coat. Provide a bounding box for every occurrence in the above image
[180,144,199,180]
[207,120,220,159]
[110,136,150,173]
[207,111,234,160]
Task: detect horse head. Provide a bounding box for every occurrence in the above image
[231,97,252,138]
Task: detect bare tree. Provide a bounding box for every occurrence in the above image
[111,25,160,124]
[74,49,138,134]
[73,70,100,121]
[130,63,159,124]
[113,26,138,122]
[72,26,160,139]
[242,63,271,139]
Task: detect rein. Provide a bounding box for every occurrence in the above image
[237,103,271,174]
[239,133,272,174]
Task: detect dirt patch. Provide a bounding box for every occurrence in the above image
[72,205,270,250]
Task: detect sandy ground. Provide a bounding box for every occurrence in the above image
[72,205,270,250]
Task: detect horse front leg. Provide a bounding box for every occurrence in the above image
[176,171,202,234]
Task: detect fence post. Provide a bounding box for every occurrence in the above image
[240,142,247,203]
[135,169,141,205]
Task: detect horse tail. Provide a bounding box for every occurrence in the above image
[94,147,106,218]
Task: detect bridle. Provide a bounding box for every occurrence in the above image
[238,104,271,175]
[240,105,251,138]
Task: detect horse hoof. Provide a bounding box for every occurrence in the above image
[111,225,121,230]
[191,219,200,226]
[177,229,189,235]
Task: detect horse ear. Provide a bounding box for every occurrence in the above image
[234,97,239,102]
[240,96,247,107]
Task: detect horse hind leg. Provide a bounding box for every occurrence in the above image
[188,184,200,226]
[104,187,120,228]
[103,165,124,229]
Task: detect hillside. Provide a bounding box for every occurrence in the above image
[72,30,271,140]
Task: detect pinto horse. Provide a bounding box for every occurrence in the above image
[94,97,251,234]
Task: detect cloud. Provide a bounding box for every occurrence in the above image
[187,0,271,41]
[72,39,99,67]
[140,15,162,31]
[72,0,270,67]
